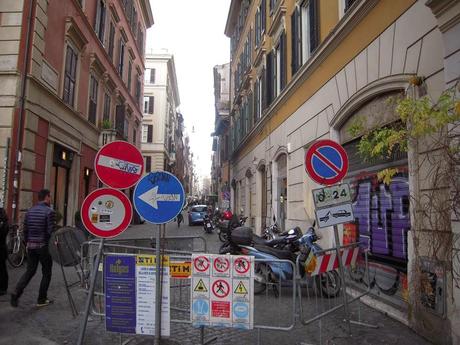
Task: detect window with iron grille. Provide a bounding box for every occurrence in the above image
[63,45,78,107]
[88,75,98,125]
[94,0,106,43]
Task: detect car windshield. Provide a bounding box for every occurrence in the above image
[191,206,207,212]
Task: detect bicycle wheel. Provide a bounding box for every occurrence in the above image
[7,235,26,268]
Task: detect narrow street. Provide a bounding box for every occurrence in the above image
[0,221,431,345]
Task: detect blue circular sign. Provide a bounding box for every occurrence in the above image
[192,299,209,316]
[233,302,249,318]
[133,171,185,224]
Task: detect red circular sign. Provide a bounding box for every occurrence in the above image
[81,188,132,238]
[213,257,230,273]
[234,257,250,274]
[95,141,144,189]
[194,256,210,272]
[212,280,230,298]
[305,139,349,185]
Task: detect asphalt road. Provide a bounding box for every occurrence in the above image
[0,220,432,345]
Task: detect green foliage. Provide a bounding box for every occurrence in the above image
[100,119,113,129]
[377,168,399,185]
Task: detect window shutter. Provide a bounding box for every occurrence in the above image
[145,156,151,172]
[147,125,153,142]
[248,92,254,129]
[95,0,101,34]
[89,100,96,124]
[150,69,155,84]
[99,3,106,42]
[261,0,266,32]
[280,31,286,90]
[291,9,300,75]
[309,0,318,53]
[116,104,125,135]
[266,52,272,106]
[148,96,154,114]
[108,23,115,60]
[261,67,267,111]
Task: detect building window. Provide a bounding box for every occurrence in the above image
[137,26,144,57]
[150,69,155,84]
[301,0,318,65]
[124,117,129,139]
[115,104,125,137]
[136,78,141,107]
[141,124,148,143]
[88,75,98,125]
[128,60,132,93]
[63,45,78,107]
[103,93,111,122]
[291,7,301,75]
[144,156,152,173]
[108,22,115,61]
[118,37,125,77]
[133,128,136,145]
[146,124,153,142]
[144,96,154,114]
[94,0,106,43]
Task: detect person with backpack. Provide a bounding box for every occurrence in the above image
[0,206,9,296]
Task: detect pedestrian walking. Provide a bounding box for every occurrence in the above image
[10,189,56,308]
[0,207,9,295]
[177,210,184,227]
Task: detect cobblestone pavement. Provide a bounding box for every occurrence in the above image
[0,220,432,345]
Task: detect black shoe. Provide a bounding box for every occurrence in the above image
[10,294,18,308]
[36,299,54,307]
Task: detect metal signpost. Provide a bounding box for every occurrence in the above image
[133,171,185,344]
[78,142,143,345]
[305,139,352,333]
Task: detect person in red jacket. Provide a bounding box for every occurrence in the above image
[11,189,56,308]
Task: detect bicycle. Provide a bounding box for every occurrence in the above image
[6,224,26,268]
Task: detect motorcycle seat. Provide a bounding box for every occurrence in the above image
[252,235,285,247]
[253,244,296,262]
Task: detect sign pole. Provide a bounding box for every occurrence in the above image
[77,238,105,345]
[155,224,162,344]
[333,225,351,334]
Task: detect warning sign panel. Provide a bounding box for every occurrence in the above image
[191,254,254,329]
[170,261,191,279]
[193,256,210,275]
[213,256,230,276]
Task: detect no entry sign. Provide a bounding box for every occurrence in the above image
[95,141,144,189]
[81,188,132,238]
[305,139,349,185]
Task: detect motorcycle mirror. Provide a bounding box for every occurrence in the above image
[288,229,296,235]
[272,214,276,222]
[312,220,316,227]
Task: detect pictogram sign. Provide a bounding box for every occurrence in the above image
[194,279,208,292]
[81,188,132,238]
[133,171,185,224]
[213,257,230,273]
[95,141,144,189]
[212,279,230,298]
[234,281,248,294]
[305,139,349,185]
[193,256,210,273]
[234,257,250,274]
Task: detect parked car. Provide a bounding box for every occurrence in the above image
[188,205,208,225]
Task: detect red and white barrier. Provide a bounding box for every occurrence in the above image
[305,246,360,276]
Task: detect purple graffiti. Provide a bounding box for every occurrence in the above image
[352,175,410,260]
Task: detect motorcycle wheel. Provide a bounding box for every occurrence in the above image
[315,270,341,298]
[218,230,228,242]
[254,263,269,294]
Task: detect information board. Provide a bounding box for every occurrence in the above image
[191,254,254,329]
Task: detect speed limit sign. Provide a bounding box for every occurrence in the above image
[312,183,351,209]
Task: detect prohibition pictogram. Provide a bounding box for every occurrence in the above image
[213,257,230,273]
[234,257,250,274]
[234,281,248,294]
[212,279,230,298]
[194,256,210,272]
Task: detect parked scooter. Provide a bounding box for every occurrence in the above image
[203,214,214,234]
[219,222,341,298]
[218,212,248,242]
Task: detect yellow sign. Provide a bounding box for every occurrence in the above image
[136,255,170,266]
[234,281,248,294]
[194,279,208,292]
[169,261,191,278]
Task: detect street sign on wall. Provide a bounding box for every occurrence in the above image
[315,203,354,228]
[95,141,144,189]
[305,139,349,186]
[312,183,351,209]
[133,171,185,224]
[81,188,132,238]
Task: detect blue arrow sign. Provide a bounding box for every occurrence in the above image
[133,171,185,224]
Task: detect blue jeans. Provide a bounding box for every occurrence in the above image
[15,246,52,303]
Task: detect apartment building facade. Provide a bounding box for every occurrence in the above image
[0,0,153,226]
[225,0,460,343]
[211,63,231,210]
[141,52,181,174]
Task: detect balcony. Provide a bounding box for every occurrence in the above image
[99,129,118,147]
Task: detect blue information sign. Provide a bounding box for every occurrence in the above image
[133,171,185,224]
[105,255,136,334]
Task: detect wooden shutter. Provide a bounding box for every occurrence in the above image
[261,67,267,111]
[261,0,266,32]
[291,8,301,75]
[95,0,101,34]
[309,0,319,53]
[148,96,154,114]
[147,124,153,142]
[266,51,273,106]
[108,23,115,60]
[280,31,286,90]
[115,104,125,135]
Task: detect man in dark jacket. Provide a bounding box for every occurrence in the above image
[11,189,56,307]
[0,207,8,295]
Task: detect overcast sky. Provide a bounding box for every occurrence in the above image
[146,0,231,184]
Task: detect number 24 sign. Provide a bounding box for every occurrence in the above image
[312,183,351,209]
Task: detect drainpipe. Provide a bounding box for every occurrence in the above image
[13,0,35,223]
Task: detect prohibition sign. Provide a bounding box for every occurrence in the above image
[305,139,349,185]
[194,256,210,272]
[234,257,250,274]
[212,279,230,298]
[213,257,230,273]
